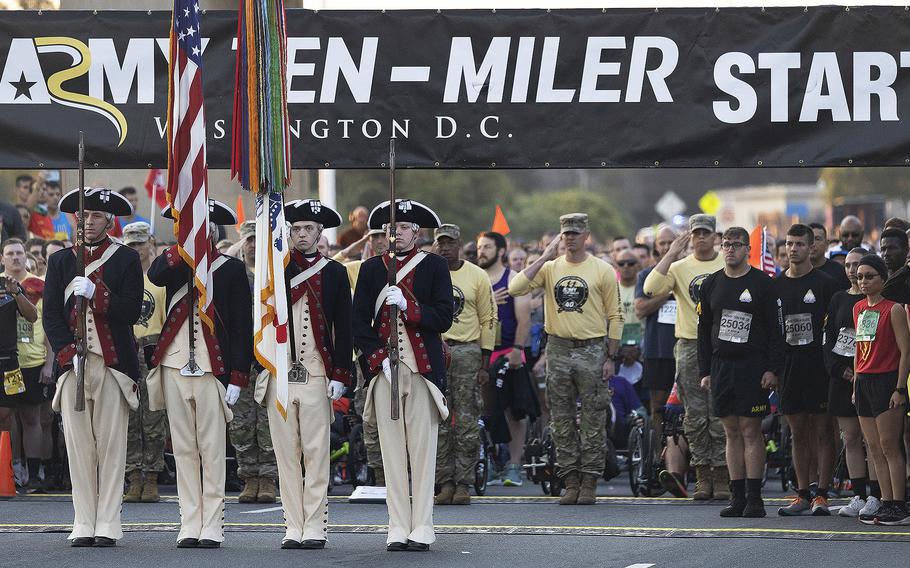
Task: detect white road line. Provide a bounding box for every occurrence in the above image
[624,564,655,568]
[239,506,283,514]
[390,66,431,82]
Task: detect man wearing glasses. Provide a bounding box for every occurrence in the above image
[697,227,784,518]
[774,224,839,516]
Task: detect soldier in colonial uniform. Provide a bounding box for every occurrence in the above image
[145,200,253,549]
[254,199,352,550]
[43,187,143,547]
[352,199,453,552]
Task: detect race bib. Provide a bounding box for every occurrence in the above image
[3,368,24,396]
[17,316,33,344]
[831,327,855,357]
[718,309,752,344]
[856,310,880,342]
[785,313,813,346]
[658,300,677,325]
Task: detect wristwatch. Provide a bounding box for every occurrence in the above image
[895,387,908,396]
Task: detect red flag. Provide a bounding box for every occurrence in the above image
[492,205,510,236]
[144,169,168,208]
[749,225,776,276]
[166,0,215,330]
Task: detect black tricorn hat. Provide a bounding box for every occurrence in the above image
[367,199,441,230]
[284,199,342,228]
[161,198,237,226]
[59,187,133,216]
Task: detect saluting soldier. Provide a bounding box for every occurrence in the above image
[43,187,143,547]
[353,199,453,552]
[145,200,253,549]
[254,199,353,550]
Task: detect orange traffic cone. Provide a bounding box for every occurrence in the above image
[0,431,14,499]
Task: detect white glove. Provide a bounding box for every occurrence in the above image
[71,276,96,300]
[225,384,241,406]
[327,380,345,400]
[385,285,407,311]
[72,355,80,371]
[381,358,392,385]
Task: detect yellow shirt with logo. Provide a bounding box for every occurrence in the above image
[17,274,46,369]
[509,255,623,341]
[134,273,167,340]
[643,253,724,340]
[343,260,363,291]
[443,261,497,350]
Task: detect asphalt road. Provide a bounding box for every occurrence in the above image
[3,479,909,568]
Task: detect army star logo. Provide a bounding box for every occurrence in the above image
[554,276,589,313]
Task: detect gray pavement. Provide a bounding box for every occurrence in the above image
[3,480,909,568]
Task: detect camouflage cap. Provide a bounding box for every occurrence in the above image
[559,213,588,234]
[122,221,152,245]
[689,214,716,233]
[434,223,461,242]
[238,220,256,241]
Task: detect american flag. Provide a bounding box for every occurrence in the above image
[253,192,291,418]
[749,225,777,276]
[166,0,214,328]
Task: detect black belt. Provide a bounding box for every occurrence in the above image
[549,336,604,349]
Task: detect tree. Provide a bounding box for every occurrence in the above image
[505,188,628,244]
[818,167,910,204]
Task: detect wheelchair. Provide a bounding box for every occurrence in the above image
[522,417,562,496]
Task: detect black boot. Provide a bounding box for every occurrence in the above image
[719,479,746,517]
[743,478,766,518]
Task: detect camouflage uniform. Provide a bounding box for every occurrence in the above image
[352,364,382,471]
[126,340,168,474]
[435,342,482,486]
[545,337,610,477]
[228,362,277,481]
[674,339,725,467]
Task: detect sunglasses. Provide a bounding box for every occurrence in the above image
[856,273,880,281]
[616,260,638,267]
[720,242,747,251]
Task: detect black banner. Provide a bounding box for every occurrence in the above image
[1,7,910,169]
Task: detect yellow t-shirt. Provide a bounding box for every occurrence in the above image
[134,273,167,339]
[344,260,363,291]
[642,253,724,340]
[509,255,623,341]
[619,283,642,345]
[17,273,47,368]
[443,261,497,350]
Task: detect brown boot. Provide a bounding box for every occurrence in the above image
[559,472,580,505]
[693,466,713,501]
[576,474,598,505]
[712,467,731,500]
[451,484,471,505]
[140,473,160,503]
[373,467,385,487]
[257,478,276,503]
[239,477,259,503]
[435,482,455,505]
[124,470,142,503]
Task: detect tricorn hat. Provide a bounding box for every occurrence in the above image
[161,199,237,226]
[59,187,133,216]
[284,199,342,228]
[368,199,441,230]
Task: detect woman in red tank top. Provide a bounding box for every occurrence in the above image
[853,255,910,525]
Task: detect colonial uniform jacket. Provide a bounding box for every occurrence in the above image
[147,245,253,388]
[43,237,144,380]
[286,251,354,386]
[352,249,454,392]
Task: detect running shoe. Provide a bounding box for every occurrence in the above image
[878,502,910,526]
[860,500,890,525]
[503,463,524,487]
[811,495,831,516]
[838,495,866,517]
[778,496,811,516]
[487,465,503,486]
[858,496,882,523]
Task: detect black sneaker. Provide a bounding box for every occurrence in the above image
[720,498,746,518]
[862,501,894,525]
[743,496,767,518]
[879,502,910,526]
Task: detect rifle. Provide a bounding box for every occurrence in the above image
[387,139,400,421]
[181,268,204,377]
[73,131,87,412]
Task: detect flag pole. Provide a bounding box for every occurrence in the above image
[149,178,157,233]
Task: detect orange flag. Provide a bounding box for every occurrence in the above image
[492,205,510,235]
[748,225,775,276]
[235,195,246,230]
